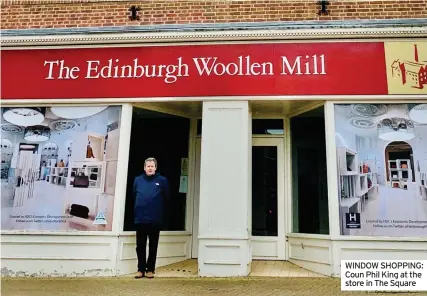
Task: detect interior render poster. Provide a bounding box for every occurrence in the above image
[0,106,121,231]
[334,103,427,237]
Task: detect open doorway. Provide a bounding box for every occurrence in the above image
[122,107,191,232]
[385,141,415,186]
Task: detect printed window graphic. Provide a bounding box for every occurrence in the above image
[334,103,427,237]
[0,106,121,232]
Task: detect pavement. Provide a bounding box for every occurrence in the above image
[2,277,426,296]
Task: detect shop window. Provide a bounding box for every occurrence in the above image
[334,103,427,237]
[0,105,122,232]
[291,106,329,235]
[252,119,284,135]
[123,108,189,231]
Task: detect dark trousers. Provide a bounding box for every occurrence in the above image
[136,223,161,273]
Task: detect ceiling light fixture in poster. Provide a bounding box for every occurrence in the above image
[2,107,46,126]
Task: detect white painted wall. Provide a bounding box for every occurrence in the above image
[1,234,119,277]
[1,233,192,277]
[288,234,334,276]
[197,101,252,277]
[287,235,427,278]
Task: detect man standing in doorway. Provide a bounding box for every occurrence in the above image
[133,157,170,279]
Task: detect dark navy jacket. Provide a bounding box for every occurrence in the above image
[133,173,170,225]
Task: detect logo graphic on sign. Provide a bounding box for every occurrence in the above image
[390,44,427,90]
[346,212,361,229]
[93,211,107,225]
[385,41,427,95]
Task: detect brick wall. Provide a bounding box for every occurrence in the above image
[1,0,426,30]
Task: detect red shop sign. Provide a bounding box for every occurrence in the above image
[1,42,388,99]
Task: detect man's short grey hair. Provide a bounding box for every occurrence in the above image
[144,157,157,168]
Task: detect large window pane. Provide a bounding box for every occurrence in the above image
[252,146,278,236]
[252,119,284,135]
[334,103,427,237]
[0,105,122,232]
[291,106,329,235]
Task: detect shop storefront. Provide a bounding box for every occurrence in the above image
[1,26,426,278]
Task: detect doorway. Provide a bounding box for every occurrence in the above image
[251,137,285,260]
[123,107,190,232]
[191,137,285,260]
[384,141,415,186]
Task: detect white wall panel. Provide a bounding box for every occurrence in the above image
[252,238,279,258]
[288,235,333,276]
[1,234,117,277]
[198,101,252,277]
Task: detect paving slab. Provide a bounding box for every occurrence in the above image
[152,259,326,278]
[2,277,425,296]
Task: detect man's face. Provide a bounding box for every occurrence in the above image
[144,161,156,176]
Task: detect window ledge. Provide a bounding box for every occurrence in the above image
[286,233,427,242]
[287,233,331,240]
[0,230,119,236]
[331,236,427,242]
